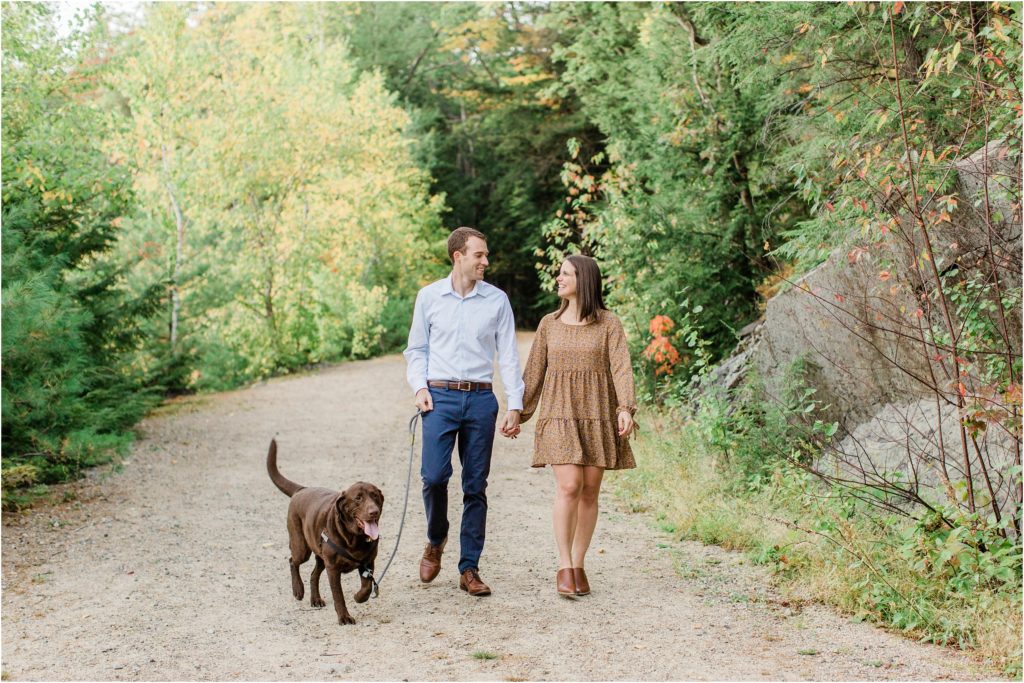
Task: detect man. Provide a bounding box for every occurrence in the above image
[404,227,524,596]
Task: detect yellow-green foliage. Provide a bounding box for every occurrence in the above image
[111,3,446,388]
[613,408,1022,675]
[1,464,39,489]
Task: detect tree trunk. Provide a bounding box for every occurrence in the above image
[161,144,187,357]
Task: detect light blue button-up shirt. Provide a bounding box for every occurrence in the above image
[404,276,525,411]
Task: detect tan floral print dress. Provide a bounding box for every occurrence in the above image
[520,310,637,469]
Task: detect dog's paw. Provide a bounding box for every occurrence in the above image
[311,596,326,608]
[338,612,356,625]
[293,586,304,601]
[354,587,371,604]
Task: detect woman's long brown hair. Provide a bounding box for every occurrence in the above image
[554,254,607,323]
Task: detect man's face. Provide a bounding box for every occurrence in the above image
[455,236,489,282]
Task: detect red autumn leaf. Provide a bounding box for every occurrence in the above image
[985,51,1004,67]
[879,270,891,281]
[893,1,904,15]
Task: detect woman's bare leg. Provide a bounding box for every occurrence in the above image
[552,464,583,569]
[571,466,604,568]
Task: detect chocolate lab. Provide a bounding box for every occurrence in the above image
[266,439,384,625]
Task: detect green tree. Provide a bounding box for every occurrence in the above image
[1,3,162,500]
[547,3,811,361]
[111,3,446,389]
[338,2,600,323]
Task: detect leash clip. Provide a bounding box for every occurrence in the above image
[361,568,381,598]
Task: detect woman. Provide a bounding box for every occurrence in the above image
[517,254,636,597]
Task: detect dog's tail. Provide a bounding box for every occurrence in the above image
[267,438,304,498]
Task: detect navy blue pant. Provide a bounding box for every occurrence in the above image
[421,387,498,574]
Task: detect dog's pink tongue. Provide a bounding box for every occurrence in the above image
[363,521,380,541]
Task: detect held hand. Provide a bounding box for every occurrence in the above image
[502,425,521,439]
[415,388,434,413]
[617,411,635,437]
[499,410,521,439]
[500,425,521,439]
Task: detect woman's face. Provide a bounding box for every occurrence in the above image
[556,261,577,299]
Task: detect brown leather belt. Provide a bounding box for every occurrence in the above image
[427,380,493,392]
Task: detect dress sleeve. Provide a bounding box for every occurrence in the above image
[520,317,549,423]
[607,315,636,416]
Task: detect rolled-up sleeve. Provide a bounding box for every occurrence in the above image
[403,290,429,395]
[495,294,524,411]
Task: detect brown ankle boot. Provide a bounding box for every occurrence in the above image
[459,568,491,596]
[556,568,577,597]
[572,567,590,596]
[419,538,446,583]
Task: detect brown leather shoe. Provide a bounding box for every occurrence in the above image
[556,568,577,597]
[459,568,491,596]
[419,538,446,583]
[572,567,590,596]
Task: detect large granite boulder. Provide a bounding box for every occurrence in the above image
[712,141,1022,518]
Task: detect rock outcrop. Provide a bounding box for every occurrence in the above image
[711,141,1022,520]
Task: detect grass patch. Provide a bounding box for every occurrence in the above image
[470,651,499,661]
[2,430,135,511]
[1,483,52,512]
[610,402,1022,676]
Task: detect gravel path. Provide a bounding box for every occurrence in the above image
[1,334,1003,681]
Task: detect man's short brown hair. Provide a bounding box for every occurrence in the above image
[447,227,487,262]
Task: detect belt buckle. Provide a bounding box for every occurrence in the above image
[456,380,472,392]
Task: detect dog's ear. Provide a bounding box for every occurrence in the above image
[335,492,348,517]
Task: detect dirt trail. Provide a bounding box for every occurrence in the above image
[1,334,1002,681]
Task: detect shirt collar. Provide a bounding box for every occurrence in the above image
[442,274,488,300]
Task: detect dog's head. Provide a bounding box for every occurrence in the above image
[337,482,384,542]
